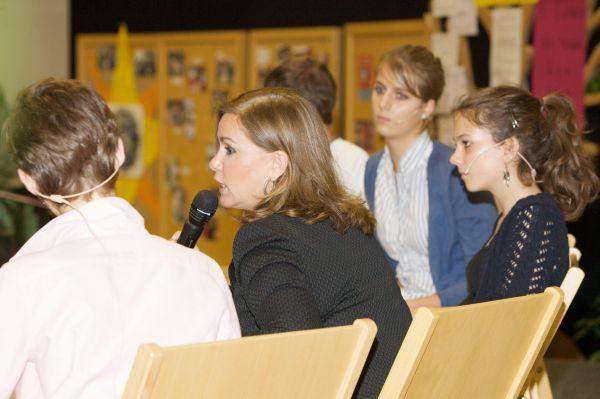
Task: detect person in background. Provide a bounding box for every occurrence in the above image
[209,87,411,398]
[365,45,497,310]
[264,58,368,197]
[451,85,599,304]
[0,78,240,398]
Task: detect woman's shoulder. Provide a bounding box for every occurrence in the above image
[234,214,300,255]
[500,193,567,241]
[508,193,563,220]
[237,213,298,237]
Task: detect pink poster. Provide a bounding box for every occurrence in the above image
[532,0,586,125]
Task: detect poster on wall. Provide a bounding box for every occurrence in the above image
[532,0,585,124]
[109,103,145,178]
[490,7,523,86]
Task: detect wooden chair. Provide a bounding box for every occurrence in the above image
[523,234,585,399]
[122,318,377,399]
[378,287,564,399]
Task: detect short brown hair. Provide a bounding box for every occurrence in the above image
[377,45,445,102]
[3,78,120,199]
[454,85,599,221]
[263,58,336,125]
[220,87,375,235]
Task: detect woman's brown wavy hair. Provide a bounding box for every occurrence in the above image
[220,87,375,235]
[454,85,599,221]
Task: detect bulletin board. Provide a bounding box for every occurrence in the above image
[77,31,246,267]
[77,33,163,234]
[158,31,246,266]
[248,27,342,134]
[344,19,432,153]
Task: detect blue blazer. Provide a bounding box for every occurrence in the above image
[365,142,497,306]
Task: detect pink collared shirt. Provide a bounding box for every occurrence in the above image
[0,197,240,398]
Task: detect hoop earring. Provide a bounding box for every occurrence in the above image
[503,165,511,188]
[263,178,275,195]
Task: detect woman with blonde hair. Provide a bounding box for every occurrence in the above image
[451,85,599,303]
[209,87,411,398]
[365,45,497,310]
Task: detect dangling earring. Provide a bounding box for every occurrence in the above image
[503,165,511,188]
[421,113,428,120]
[263,178,275,195]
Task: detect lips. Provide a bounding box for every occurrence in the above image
[376,115,391,124]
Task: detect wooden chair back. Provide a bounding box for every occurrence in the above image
[379,287,564,399]
[523,234,585,399]
[122,318,377,399]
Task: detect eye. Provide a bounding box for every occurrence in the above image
[394,91,408,100]
[461,140,472,149]
[225,145,235,155]
[374,84,385,95]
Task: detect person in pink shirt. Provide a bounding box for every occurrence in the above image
[0,78,240,398]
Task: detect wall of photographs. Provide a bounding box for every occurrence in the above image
[77,33,163,235]
[159,31,246,267]
[248,27,341,134]
[76,20,435,267]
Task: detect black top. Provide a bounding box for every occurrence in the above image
[462,193,569,305]
[229,213,412,398]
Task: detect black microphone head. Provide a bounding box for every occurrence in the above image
[189,190,218,225]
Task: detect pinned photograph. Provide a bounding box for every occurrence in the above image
[358,55,374,102]
[215,54,235,86]
[187,58,208,93]
[109,103,145,178]
[134,49,156,77]
[182,99,197,140]
[170,185,187,224]
[355,120,376,153]
[168,51,185,85]
[167,99,186,127]
[97,46,115,71]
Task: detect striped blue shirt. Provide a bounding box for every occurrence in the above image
[374,132,436,299]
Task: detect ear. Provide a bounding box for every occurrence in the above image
[17,169,41,196]
[501,137,520,164]
[115,138,126,168]
[422,99,436,119]
[269,150,289,180]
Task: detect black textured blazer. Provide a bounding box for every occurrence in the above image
[229,213,412,398]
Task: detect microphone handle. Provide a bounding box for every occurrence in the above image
[177,219,206,248]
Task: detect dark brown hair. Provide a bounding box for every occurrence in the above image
[377,45,445,103]
[454,85,599,221]
[220,87,375,235]
[263,58,336,125]
[3,78,120,200]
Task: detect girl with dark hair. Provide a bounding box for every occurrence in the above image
[209,87,411,398]
[451,85,599,304]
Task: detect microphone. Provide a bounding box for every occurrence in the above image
[462,142,502,176]
[177,190,219,248]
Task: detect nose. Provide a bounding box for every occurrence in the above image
[379,92,393,111]
[449,147,461,166]
[208,151,221,172]
[373,90,391,112]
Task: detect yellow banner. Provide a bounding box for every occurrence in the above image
[476,0,538,6]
